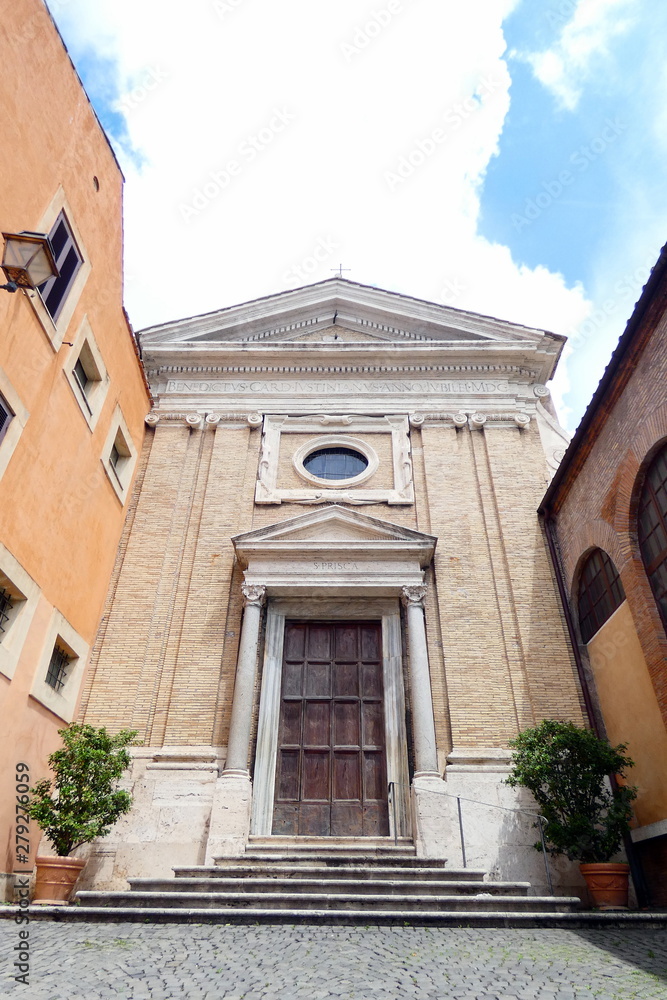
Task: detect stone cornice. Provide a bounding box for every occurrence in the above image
[143,339,559,386]
[145,361,540,379]
[138,278,561,351]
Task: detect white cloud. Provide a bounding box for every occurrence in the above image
[49,0,589,427]
[522,0,639,110]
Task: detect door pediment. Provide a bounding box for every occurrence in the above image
[232,506,436,596]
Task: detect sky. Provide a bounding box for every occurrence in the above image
[46,0,667,431]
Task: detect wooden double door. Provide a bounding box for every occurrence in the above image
[272,620,389,837]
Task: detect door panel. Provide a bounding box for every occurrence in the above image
[272,620,388,836]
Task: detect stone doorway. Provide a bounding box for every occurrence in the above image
[272,620,389,837]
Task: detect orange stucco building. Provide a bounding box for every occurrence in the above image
[0,0,150,898]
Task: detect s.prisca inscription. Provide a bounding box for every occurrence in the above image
[165,378,515,395]
[313,561,360,571]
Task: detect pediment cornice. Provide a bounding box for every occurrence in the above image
[232,505,436,568]
[139,278,563,355]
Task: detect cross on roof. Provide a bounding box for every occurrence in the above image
[330,263,351,279]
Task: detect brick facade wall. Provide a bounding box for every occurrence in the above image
[83,411,584,756]
[553,310,667,722]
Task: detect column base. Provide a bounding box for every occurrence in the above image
[204,771,252,862]
[411,773,455,859]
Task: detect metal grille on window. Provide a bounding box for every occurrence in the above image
[638,444,667,629]
[0,587,12,634]
[303,447,368,481]
[577,549,625,644]
[46,645,69,692]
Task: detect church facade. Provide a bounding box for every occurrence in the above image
[79,279,586,894]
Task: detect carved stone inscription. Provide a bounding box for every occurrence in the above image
[166,378,516,396]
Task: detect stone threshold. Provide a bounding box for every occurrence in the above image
[4,906,667,928]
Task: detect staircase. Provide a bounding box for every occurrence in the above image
[74,839,584,925]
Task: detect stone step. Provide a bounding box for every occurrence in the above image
[77,890,579,913]
[247,835,414,851]
[10,905,667,927]
[239,838,416,859]
[213,854,449,868]
[129,877,530,897]
[175,864,487,882]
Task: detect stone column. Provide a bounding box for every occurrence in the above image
[402,584,439,777]
[223,584,266,774]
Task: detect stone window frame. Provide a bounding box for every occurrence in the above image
[293,435,379,488]
[63,317,110,431]
[30,610,89,722]
[255,414,414,505]
[250,596,410,840]
[0,544,40,682]
[37,210,84,323]
[0,367,29,482]
[100,405,138,504]
[25,188,92,351]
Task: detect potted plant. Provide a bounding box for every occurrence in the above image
[506,719,637,908]
[27,723,137,904]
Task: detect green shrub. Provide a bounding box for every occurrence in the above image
[27,724,137,857]
[506,719,637,863]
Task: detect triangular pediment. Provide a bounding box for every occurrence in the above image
[232,505,436,566]
[139,277,556,351]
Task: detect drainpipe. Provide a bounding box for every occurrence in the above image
[541,512,648,908]
[541,513,598,732]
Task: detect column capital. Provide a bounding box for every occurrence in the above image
[241,583,266,608]
[401,584,427,609]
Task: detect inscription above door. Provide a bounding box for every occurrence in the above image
[272,620,389,837]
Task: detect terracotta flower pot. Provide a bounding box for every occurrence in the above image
[33,855,86,905]
[579,862,630,909]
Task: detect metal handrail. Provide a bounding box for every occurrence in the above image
[389,778,553,889]
[387,781,398,847]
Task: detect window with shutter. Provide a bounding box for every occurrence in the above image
[37,211,83,322]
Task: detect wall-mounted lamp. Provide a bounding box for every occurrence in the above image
[1,231,59,293]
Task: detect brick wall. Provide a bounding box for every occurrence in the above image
[83,410,585,758]
[553,310,667,722]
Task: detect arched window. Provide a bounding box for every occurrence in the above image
[638,443,667,628]
[577,549,626,643]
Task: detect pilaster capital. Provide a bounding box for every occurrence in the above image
[241,584,266,608]
[401,584,427,609]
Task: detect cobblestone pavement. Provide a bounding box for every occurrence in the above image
[1,922,667,999]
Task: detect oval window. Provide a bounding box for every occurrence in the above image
[303,447,368,481]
